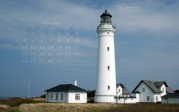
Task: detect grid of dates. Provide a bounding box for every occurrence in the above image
[21,27,80,64]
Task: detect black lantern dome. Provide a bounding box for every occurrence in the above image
[100,10,112,23]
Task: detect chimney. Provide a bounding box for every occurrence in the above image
[73,80,77,86]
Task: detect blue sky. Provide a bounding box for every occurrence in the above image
[0,0,179,97]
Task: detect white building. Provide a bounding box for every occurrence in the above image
[45,81,87,103]
[114,80,174,104]
[162,93,179,104]
[115,83,140,104]
[94,10,117,103]
[116,83,130,96]
[132,80,174,103]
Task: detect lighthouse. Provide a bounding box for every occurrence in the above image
[94,10,116,103]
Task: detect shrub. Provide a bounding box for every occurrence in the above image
[40,94,46,98]
[0,97,36,107]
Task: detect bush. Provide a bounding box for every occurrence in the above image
[40,94,46,98]
[0,97,36,107]
[87,90,95,97]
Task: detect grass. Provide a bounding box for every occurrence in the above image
[1,98,179,112]
[0,97,44,112]
[0,107,19,112]
[103,104,179,112]
[0,97,43,107]
[19,103,179,112]
[19,103,116,112]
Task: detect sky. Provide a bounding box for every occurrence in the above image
[0,0,179,97]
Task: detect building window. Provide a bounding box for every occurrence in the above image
[118,89,120,92]
[156,96,158,101]
[56,93,58,100]
[75,94,80,100]
[147,96,150,101]
[108,86,110,90]
[47,94,49,99]
[107,47,109,51]
[51,94,53,100]
[142,88,145,92]
[60,93,63,100]
[107,66,110,70]
[107,32,109,34]
[162,88,164,93]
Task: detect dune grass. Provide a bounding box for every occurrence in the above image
[19,103,117,112]
[0,97,43,107]
[103,104,179,112]
[0,107,19,112]
[1,98,179,112]
[0,97,44,112]
[19,103,179,112]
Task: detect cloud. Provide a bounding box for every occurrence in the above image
[110,0,179,34]
[1,0,179,41]
[0,0,99,30]
[0,0,99,51]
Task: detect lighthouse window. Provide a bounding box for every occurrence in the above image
[107,47,109,51]
[107,66,110,70]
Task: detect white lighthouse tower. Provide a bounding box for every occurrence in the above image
[94,10,116,103]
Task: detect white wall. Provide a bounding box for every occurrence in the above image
[67,92,87,103]
[46,92,67,103]
[95,95,116,103]
[116,86,122,96]
[134,82,154,102]
[160,84,166,96]
[153,84,167,102]
[46,92,87,103]
[131,93,140,103]
[116,97,136,104]
[135,93,140,103]
[162,98,179,104]
[116,93,140,104]
[153,94,162,102]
